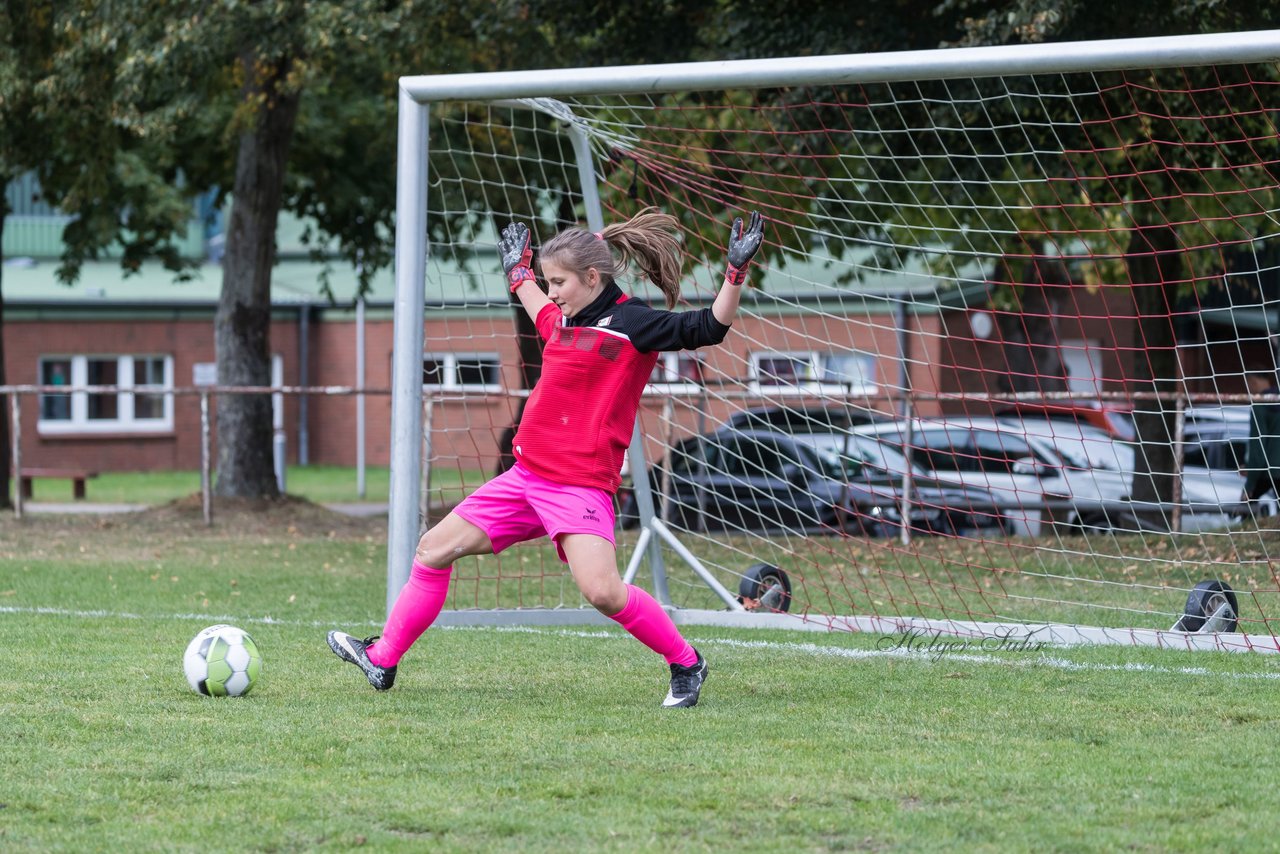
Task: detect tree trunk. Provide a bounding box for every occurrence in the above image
[1126,221,1183,527]
[214,54,301,498]
[991,254,1072,396]
[996,283,1070,395]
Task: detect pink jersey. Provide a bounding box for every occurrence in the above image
[512,282,730,493]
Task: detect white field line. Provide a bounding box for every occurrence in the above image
[4,604,1279,683]
[482,625,1280,682]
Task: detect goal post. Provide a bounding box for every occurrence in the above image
[388,30,1280,651]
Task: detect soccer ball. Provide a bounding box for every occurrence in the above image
[183,624,262,697]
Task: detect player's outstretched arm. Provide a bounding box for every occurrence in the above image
[712,211,764,326]
[499,221,551,321]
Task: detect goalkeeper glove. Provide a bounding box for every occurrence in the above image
[725,211,764,286]
[499,221,536,292]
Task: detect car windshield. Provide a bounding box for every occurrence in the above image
[794,441,854,480]
[797,432,919,477]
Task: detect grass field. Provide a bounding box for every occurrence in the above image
[3,499,1280,852]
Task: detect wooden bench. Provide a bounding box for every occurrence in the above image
[18,468,99,500]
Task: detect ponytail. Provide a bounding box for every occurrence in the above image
[539,206,684,309]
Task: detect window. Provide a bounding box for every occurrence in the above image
[86,358,119,420]
[37,354,174,434]
[723,437,784,479]
[1189,439,1247,472]
[749,350,876,393]
[970,430,1040,475]
[39,359,71,421]
[422,353,501,391]
[646,352,704,393]
[896,429,969,473]
[669,437,706,476]
[133,357,168,420]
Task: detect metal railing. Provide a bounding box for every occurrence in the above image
[4,384,389,524]
[4,383,1271,536]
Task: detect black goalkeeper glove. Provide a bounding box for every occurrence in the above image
[725,211,764,286]
[498,221,535,292]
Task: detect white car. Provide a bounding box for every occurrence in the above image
[852,418,1134,536]
[996,416,1258,532]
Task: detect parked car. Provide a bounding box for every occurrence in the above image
[998,415,1255,531]
[853,417,1136,535]
[788,430,1009,533]
[619,427,1004,538]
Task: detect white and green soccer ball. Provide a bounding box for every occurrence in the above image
[183,624,262,697]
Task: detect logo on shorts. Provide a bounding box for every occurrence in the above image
[583,506,600,522]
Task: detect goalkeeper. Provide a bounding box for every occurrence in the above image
[329,206,764,708]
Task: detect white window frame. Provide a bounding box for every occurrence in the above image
[748,349,877,395]
[422,352,502,392]
[37,354,175,435]
[644,351,705,395]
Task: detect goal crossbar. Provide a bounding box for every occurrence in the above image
[399,31,1280,102]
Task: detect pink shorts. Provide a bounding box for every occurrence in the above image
[453,463,616,563]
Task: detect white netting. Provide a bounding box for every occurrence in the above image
[414,58,1280,649]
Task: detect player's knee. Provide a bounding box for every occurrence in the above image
[415,516,488,566]
[581,579,626,614]
[414,527,455,566]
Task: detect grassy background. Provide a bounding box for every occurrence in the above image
[2,503,1280,851]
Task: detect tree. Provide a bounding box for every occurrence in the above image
[0,0,197,509]
[122,1,488,497]
[127,0,719,496]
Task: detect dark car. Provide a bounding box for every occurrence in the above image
[619,427,1005,538]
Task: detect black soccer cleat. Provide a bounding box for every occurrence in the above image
[663,648,708,708]
[327,630,397,691]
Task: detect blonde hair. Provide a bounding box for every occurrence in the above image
[537,206,683,309]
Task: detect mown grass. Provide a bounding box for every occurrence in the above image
[2,504,1280,851]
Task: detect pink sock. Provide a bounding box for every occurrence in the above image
[367,562,453,667]
[608,584,698,666]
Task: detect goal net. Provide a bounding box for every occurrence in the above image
[390,32,1280,651]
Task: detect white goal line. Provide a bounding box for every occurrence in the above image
[3,605,1277,681]
[7,602,1271,655]
[428,608,1280,654]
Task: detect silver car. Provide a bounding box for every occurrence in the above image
[998,415,1255,532]
[852,417,1135,536]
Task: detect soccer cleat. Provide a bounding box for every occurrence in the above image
[663,648,708,708]
[327,630,397,691]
